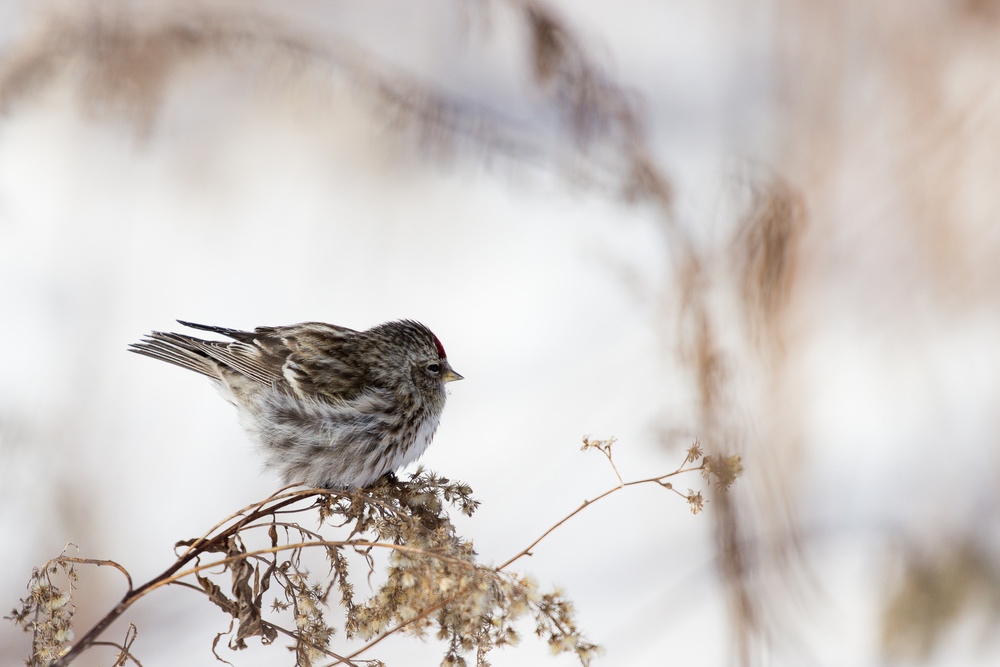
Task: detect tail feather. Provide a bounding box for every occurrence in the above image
[129,333,220,379]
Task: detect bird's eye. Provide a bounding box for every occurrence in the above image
[427,363,441,374]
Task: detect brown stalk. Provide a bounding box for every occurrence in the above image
[48,493,305,667]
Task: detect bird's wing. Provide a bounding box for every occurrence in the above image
[266,323,370,400]
[131,322,370,398]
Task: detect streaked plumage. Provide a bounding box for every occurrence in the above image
[130,319,462,488]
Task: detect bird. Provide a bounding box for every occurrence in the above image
[129,319,462,489]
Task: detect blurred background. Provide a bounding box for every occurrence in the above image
[2,1,999,665]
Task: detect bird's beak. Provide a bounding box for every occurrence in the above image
[442,365,464,383]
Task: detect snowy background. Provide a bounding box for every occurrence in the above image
[2,1,1000,666]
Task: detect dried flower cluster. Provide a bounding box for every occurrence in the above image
[7,441,738,667]
[702,454,744,492]
[6,559,78,666]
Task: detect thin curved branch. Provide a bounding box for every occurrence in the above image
[498,464,706,570]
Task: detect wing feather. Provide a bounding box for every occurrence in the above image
[132,321,370,399]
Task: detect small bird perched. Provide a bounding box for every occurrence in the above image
[130,319,462,489]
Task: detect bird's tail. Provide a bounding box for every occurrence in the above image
[129,331,220,378]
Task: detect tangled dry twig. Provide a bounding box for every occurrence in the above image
[8,440,739,666]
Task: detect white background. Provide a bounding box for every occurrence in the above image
[2,2,999,666]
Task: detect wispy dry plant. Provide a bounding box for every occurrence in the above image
[0,1,655,196]
[881,538,1000,661]
[770,1,1000,661]
[8,441,738,666]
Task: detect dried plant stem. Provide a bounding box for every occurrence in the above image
[27,448,725,667]
[47,486,468,667]
[171,540,479,582]
[55,558,133,591]
[500,463,705,569]
[48,494,305,667]
[265,621,360,667]
[93,623,140,667]
[335,591,463,666]
[325,464,714,663]
[175,484,313,560]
